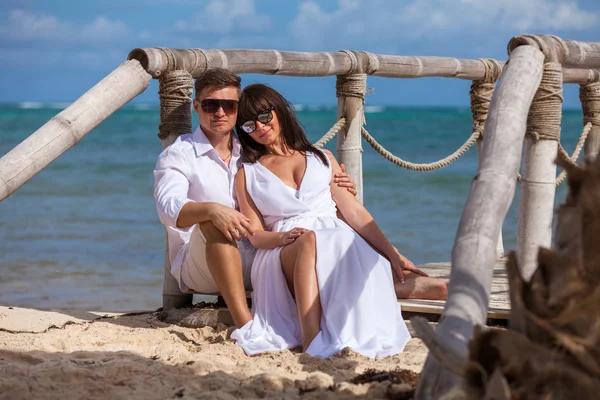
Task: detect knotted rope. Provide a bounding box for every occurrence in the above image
[520,62,568,186]
[470,58,503,136]
[158,70,193,141]
[581,82,600,128]
[336,73,369,130]
[526,62,563,142]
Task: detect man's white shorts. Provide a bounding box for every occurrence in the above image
[180,224,255,293]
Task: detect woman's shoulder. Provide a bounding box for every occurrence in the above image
[319,149,334,158]
[312,148,336,164]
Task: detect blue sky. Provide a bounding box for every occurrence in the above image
[1,0,599,108]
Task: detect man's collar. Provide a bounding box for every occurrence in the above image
[192,126,241,158]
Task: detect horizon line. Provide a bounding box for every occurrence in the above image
[0,101,585,113]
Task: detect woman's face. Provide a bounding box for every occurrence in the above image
[247,107,282,147]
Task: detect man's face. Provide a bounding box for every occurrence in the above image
[193,86,240,137]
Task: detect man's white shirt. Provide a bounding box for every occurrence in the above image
[154,126,244,291]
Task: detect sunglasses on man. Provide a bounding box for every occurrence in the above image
[199,99,239,114]
[239,106,275,134]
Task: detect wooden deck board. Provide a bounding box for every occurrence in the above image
[186,259,511,321]
[400,260,510,319]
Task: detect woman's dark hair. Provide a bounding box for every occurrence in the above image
[235,84,329,166]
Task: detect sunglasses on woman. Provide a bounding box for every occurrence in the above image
[199,99,239,114]
[239,106,275,134]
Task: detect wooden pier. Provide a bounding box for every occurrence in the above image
[160,260,510,329]
[399,261,509,320]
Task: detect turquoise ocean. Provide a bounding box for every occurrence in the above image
[0,103,584,311]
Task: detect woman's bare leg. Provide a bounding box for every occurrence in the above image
[280,231,321,350]
[394,271,448,300]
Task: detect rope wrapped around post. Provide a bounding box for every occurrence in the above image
[334,68,368,202]
[157,70,194,311]
[526,62,563,142]
[470,58,503,136]
[158,70,194,141]
[516,67,593,186]
[580,81,600,164]
[581,82,600,129]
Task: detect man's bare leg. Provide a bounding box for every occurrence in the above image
[199,221,252,328]
[280,231,321,351]
[394,271,448,300]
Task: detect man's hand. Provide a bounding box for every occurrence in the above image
[333,163,357,196]
[209,204,255,242]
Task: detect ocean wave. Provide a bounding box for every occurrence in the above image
[17,102,71,109]
[364,105,385,113]
[18,102,45,109]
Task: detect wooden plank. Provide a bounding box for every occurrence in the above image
[399,260,510,320]
[185,260,510,321]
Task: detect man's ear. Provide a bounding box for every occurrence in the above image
[193,98,200,114]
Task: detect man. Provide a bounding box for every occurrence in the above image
[154,68,357,329]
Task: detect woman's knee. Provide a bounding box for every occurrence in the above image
[295,231,316,253]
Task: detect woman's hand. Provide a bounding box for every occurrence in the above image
[281,227,309,245]
[390,248,428,283]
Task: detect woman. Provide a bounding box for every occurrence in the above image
[231,84,446,359]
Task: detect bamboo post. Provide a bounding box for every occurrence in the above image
[157,70,195,310]
[415,44,545,400]
[470,59,505,259]
[0,60,151,202]
[581,82,600,163]
[516,46,564,281]
[336,71,366,203]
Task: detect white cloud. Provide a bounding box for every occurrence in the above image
[0,9,131,42]
[290,0,598,50]
[70,50,124,68]
[173,0,272,34]
[80,16,130,42]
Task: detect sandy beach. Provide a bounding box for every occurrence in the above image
[0,305,428,399]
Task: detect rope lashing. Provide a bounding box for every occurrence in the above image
[158,70,193,140]
[336,73,370,99]
[580,82,600,128]
[526,62,563,142]
[470,58,503,135]
[313,118,346,149]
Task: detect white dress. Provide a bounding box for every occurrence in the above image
[231,151,411,359]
